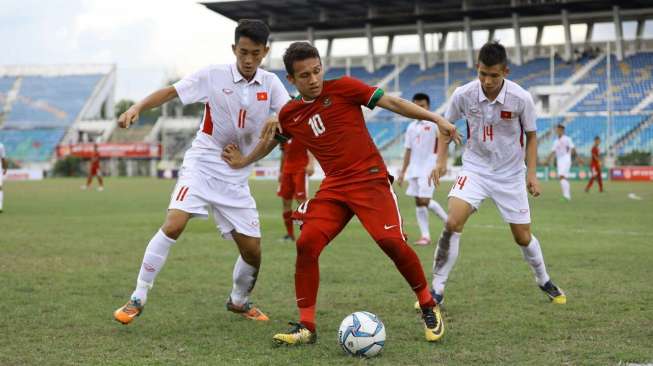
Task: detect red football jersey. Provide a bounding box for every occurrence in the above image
[281,138,309,174]
[90,152,100,170]
[591,146,600,165]
[278,76,386,187]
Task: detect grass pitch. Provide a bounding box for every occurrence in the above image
[1,177,652,365]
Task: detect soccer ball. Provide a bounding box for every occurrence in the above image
[337,311,386,358]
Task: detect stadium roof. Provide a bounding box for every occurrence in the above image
[203,0,653,35]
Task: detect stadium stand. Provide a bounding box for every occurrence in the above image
[0,128,66,162]
[3,75,103,129]
[572,52,653,113]
[0,65,114,165]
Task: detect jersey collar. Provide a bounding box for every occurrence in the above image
[230,63,263,85]
[477,79,507,105]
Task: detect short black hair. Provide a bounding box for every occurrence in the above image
[412,93,430,106]
[557,124,565,130]
[594,136,601,140]
[283,42,321,75]
[478,41,508,67]
[235,19,270,45]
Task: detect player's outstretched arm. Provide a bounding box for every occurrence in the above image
[117,86,178,128]
[305,152,316,177]
[376,95,461,144]
[525,131,541,197]
[429,131,449,187]
[222,138,279,169]
[397,148,411,187]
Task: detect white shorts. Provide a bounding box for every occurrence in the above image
[448,170,531,224]
[406,176,434,198]
[556,160,571,178]
[168,170,260,239]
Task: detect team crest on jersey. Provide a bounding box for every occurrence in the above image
[500,110,512,119]
[222,88,234,95]
[322,97,332,107]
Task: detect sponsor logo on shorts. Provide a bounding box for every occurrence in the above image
[250,220,260,227]
[519,209,529,213]
[143,263,156,272]
[384,224,398,230]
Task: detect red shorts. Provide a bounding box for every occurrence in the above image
[278,171,308,201]
[292,176,405,242]
[90,167,100,176]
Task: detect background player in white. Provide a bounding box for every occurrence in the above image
[397,93,448,246]
[113,20,290,324]
[547,124,578,201]
[427,42,566,307]
[0,142,6,213]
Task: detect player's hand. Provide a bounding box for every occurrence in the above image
[117,105,140,128]
[429,164,446,187]
[260,116,282,141]
[437,119,462,145]
[305,164,315,177]
[527,174,541,197]
[221,144,248,169]
[396,173,405,187]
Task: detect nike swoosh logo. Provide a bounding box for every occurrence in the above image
[384,225,397,230]
[293,116,300,122]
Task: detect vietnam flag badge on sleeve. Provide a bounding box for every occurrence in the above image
[257,92,268,101]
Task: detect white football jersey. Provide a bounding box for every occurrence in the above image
[404,120,438,179]
[174,64,290,184]
[445,79,537,178]
[552,135,574,164]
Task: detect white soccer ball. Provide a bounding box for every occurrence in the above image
[337,311,386,358]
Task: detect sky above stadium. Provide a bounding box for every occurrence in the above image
[2,0,651,102]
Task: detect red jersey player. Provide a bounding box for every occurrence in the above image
[222,42,460,345]
[585,136,603,192]
[81,144,104,191]
[278,138,314,241]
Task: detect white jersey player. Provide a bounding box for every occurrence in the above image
[113,20,290,325]
[425,42,566,308]
[0,142,6,212]
[397,93,448,246]
[547,125,577,201]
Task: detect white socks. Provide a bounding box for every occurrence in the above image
[230,255,259,306]
[0,190,3,211]
[520,235,550,286]
[432,230,461,294]
[131,229,176,304]
[560,178,571,200]
[428,200,448,221]
[415,206,430,239]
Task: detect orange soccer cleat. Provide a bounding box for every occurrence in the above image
[226,297,269,321]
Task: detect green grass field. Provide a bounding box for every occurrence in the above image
[1,178,652,365]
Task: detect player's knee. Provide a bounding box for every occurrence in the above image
[296,230,327,262]
[445,217,463,233]
[161,220,186,240]
[513,232,531,246]
[241,245,261,265]
[376,238,407,259]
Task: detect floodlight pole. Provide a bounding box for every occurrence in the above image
[606,41,614,167]
[444,49,450,98]
[550,46,555,86]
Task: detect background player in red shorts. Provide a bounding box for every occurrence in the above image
[81,144,104,191]
[585,136,603,193]
[278,138,314,241]
[222,41,460,345]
